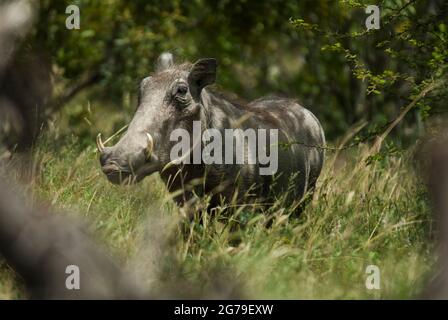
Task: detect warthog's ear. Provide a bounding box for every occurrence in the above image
[156,52,174,71]
[188,58,217,99]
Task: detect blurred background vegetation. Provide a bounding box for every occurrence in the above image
[1,0,447,299]
[5,0,446,152]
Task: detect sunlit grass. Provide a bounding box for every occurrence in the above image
[0,134,435,299]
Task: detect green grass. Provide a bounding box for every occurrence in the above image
[0,134,435,299]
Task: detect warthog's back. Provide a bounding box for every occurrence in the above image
[246,96,326,200]
[200,92,325,206]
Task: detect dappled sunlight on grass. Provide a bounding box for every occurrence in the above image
[0,136,435,299]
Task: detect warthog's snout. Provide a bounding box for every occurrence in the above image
[97,133,157,185]
[100,158,132,184]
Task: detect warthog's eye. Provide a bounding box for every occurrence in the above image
[172,82,190,109]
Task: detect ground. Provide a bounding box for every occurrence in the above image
[0,133,435,299]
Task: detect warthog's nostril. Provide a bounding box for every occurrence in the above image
[101,164,118,175]
[102,160,130,173]
[101,162,133,185]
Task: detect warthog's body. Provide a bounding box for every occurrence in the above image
[98,54,325,209]
[159,93,325,207]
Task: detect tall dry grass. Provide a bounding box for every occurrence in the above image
[0,133,434,299]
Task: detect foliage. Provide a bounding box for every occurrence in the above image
[291,0,448,144]
[1,0,445,299]
[27,0,447,144]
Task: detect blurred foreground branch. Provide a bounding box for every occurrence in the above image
[424,137,448,299]
[0,182,142,299]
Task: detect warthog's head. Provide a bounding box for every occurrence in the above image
[97,53,217,184]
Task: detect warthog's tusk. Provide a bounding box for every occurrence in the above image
[96,133,105,153]
[146,133,154,160]
[161,132,201,173]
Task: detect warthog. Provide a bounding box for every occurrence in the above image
[97,53,325,209]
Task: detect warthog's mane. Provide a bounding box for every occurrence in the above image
[147,61,281,127]
[207,87,282,127]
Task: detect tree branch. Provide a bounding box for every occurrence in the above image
[367,80,442,156]
[48,70,102,114]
